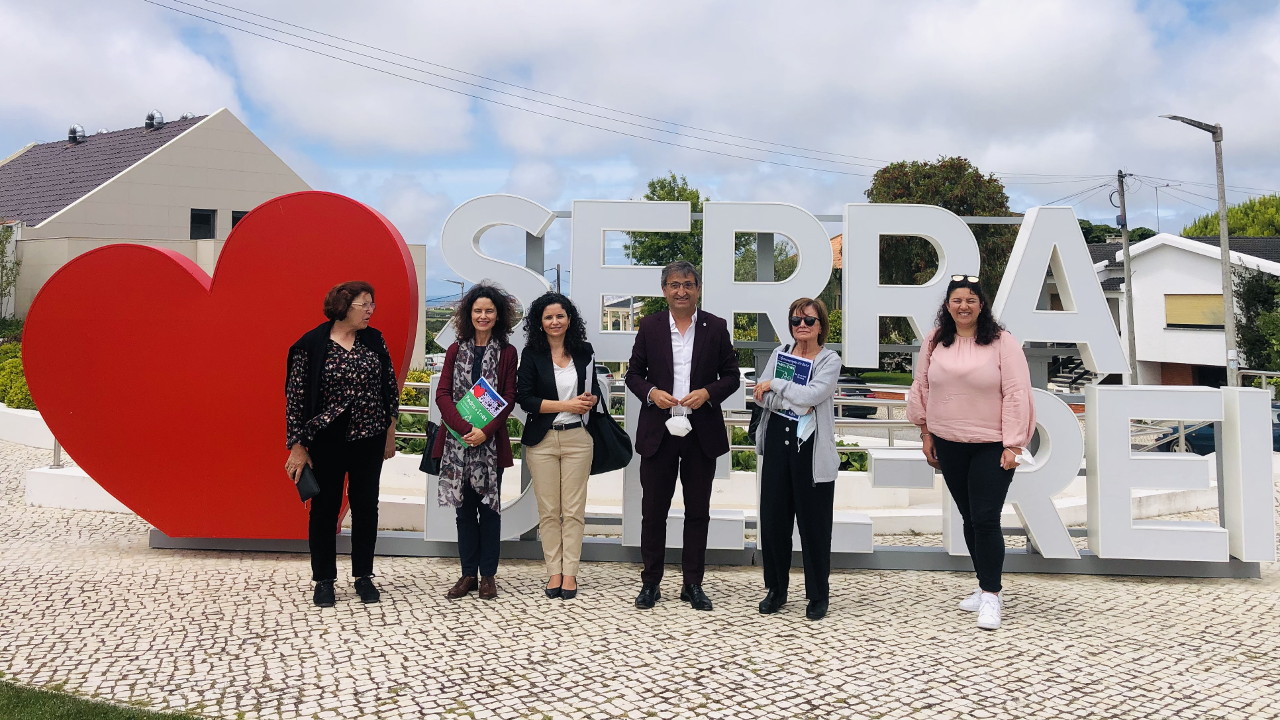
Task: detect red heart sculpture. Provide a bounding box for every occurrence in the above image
[23,191,419,539]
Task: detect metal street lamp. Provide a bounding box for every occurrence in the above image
[444,279,465,305]
[1160,114,1239,387]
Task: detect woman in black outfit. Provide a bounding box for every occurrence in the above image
[285,281,398,608]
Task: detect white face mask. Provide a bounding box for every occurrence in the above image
[665,412,693,437]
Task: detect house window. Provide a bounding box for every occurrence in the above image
[1165,294,1224,329]
[190,209,216,240]
[231,211,248,228]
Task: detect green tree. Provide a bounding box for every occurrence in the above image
[0,224,20,326]
[624,173,708,316]
[1183,195,1280,237]
[1078,219,1156,244]
[1234,268,1280,372]
[864,156,1018,342]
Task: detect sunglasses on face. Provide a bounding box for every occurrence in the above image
[790,316,818,327]
[951,274,980,283]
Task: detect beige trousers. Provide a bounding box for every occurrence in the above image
[525,426,593,576]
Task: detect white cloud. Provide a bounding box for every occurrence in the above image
[0,2,240,143]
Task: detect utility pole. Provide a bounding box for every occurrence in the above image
[554,263,562,293]
[1116,170,1139,383]
[1161,115,1239,386]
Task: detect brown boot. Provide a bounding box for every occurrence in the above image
[478,575,498,600]
[445,576,477,599]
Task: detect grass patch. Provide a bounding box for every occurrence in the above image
[0,681,204,719]
[860,371,912,386]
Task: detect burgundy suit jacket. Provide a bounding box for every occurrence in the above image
[624,310,741,458]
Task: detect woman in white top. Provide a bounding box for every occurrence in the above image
[516,292,603,600]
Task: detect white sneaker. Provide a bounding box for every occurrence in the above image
[958,589,983,612]
[976,592,1002,630]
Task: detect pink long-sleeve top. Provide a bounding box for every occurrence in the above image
[906,328,1036,448]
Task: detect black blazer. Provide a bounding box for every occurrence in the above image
[623,310,740,458]
[516,342,604,447]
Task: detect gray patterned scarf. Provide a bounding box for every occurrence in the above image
[437,340,502,511]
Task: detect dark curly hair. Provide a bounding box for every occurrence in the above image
[453,281,518,345]
[522,291,589,355]
[932,276,1004,348]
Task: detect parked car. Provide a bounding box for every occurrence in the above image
[836,371,876,419]
[594,363,614,396]
[1152,403,1280,454]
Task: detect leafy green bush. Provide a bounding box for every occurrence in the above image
[836,439,867,471]
[399,369,432,407]
[4,371,34,410]
[0,341,19,364]
[0,357,21,403]
[0,317,21,341]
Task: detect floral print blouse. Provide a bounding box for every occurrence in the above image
[285,337,398,448]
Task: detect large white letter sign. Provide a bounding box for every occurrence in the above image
[700,202,833,337]
[1085,385,1228,561]
[992,206,1127,374]
[1006,390,1085,559]
[842,204,981,368]
[1220,387,1277,562]
[436,194,556,348]
[943,390,1084,559]
[570,200,690,361]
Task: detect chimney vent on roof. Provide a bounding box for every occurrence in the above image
[180,112,195,120]
[68,125,85,143]
[145,110,165,129]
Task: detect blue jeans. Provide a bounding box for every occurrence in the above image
[456,469,503,577]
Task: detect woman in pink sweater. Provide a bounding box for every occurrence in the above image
[907,275,1035,631]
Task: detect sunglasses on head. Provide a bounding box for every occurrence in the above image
[951,274,980,283]
[789,316,818,327]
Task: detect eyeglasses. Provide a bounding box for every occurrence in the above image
[789,316,818,327]
[664,281,698,291]
[951,274,980,283]
[351,301,376,310]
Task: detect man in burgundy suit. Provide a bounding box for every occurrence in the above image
[625,261,740,611]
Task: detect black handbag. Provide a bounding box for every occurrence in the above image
[588,406,632,475]
[295,465,320,502]
[418,420,442,475]
[584,353,632,475]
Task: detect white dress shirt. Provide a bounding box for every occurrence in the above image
[669,311,697,401]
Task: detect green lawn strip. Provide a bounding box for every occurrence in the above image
[860,371,912,386]
[0,681,206,720]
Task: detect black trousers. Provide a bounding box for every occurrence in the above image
[759,416,834,602]
[456,468,503,577]
[639,430,716,585]
[308,418,385,582]
[933,436,1015,593]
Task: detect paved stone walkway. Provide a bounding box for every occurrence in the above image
[2,439,1279,720]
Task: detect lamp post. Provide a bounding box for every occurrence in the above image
[444,279,465,306]
[1160,114,1239,387]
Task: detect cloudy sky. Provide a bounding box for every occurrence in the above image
[3,0,1278,300]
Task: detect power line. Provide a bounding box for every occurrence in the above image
[150,0,885,172]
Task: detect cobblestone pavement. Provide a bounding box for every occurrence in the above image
[2,439,1279,720]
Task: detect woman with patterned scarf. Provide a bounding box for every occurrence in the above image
[430,282,519,600]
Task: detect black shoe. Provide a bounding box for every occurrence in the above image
[634,583,661,609]
[806,599,828,621]
[758,589,787,614]
[560,587,577,600]
[544,586,562,599]
[354,576,380,604]
[680,584,713,611]
[313,580,335,608]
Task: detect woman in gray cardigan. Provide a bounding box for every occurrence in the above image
[752,297,842,621]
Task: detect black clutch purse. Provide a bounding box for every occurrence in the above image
[295,465,320,502]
